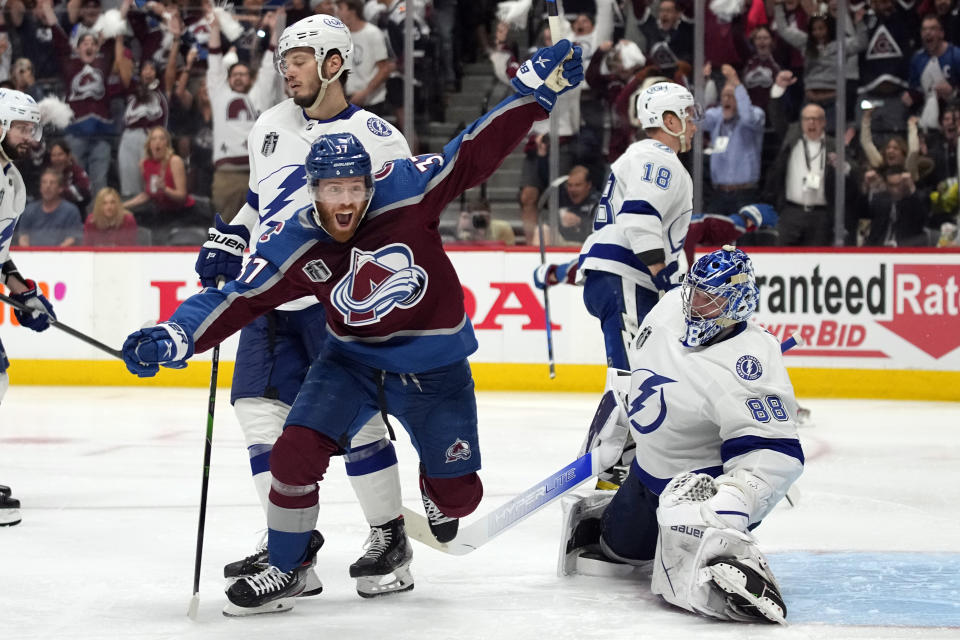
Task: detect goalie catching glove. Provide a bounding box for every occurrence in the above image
[511,40,584,111]
[122,322,194,377]
[195,214,250,288]
[10,280,56,332]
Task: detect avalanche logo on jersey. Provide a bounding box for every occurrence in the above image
[735,355,762,381]
[445,438,472,463]
[628,369,677,434]
[331,243,428,326]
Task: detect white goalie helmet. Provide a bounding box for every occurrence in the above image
[277,14,354,77]
[635,82,701,150]
[0,89,42,145]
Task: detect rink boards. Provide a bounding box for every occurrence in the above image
[3,246,959,401]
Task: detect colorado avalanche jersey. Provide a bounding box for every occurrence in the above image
[208,48,281,167]
[578,138,693,291]
[0,162,27,267]
[170,93,547,372]
[626,288,804,524]
[242,100,410,311]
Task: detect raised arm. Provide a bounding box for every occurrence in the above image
[412,41,584,213]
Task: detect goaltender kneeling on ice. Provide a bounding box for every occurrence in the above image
[558,246,804,625]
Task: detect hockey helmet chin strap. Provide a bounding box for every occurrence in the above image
[661,111,690,153]
[309,60,347,112]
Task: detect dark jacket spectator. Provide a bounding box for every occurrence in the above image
[17,168,83,247]
[47,139,93,214]
[864,167,930,246]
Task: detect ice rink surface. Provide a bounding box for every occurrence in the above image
[1,386,958,640]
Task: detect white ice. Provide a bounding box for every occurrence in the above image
[1,386,958,640]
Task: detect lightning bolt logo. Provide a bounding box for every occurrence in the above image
[0,218,15,250]
[628,369,676,434]
[261,165,307,222]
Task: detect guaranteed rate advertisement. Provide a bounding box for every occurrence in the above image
[747,251,960,370]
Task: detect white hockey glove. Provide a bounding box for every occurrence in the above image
[577,368,631,470]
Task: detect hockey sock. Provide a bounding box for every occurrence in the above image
[345,439,402,526]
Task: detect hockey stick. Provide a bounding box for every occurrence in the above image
[187,278,224,620]
[402,450,601,555]
[537,216,556,379]
[0,292,122,358]
[545,0,565,41]
[404,333,807,555]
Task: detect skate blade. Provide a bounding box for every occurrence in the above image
[575,551,636,577]
[301,568,323,597]
[0,509,21,526]
[222,597,296,617]
[356,562,415,598]
[707,564,786,625]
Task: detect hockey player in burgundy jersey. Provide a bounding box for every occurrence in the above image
[122,40,584,616]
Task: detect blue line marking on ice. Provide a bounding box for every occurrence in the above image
[768,552,960,627]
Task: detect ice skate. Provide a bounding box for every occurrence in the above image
[0,491,21,527]
[706,557,787,624]
[224,530,324,598]
[349,515,414,598]
[420,483,458,543]
[223,565,306,616]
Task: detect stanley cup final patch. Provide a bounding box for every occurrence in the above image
[445,438,472,463]
[303,259,332,283]
[261,131,279,157]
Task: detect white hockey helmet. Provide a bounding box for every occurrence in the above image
[635,82,701,151]
[0,89,42,145]
[277,14,353,76]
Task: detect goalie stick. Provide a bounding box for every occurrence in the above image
[403,334,806,554]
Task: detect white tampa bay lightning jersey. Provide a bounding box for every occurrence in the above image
[0,162,27,267]
[626,288,804,524]
[243,100,410,310]
[578,138,693,290]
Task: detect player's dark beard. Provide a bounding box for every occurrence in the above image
[293,88,321,109]
[0,137,25,161]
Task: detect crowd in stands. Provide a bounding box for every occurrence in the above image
[5,0,960,249]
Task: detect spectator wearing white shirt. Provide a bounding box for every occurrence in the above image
[337,0,394,117]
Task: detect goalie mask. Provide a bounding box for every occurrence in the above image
[681,246,759,347]
[305,133,374,242]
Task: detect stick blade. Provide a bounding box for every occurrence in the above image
[187,593,200,620]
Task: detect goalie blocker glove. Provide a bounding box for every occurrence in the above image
[195,214,250,288]
[511,40,584,111]
[10,280,55,332]
[121,322,194,377]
